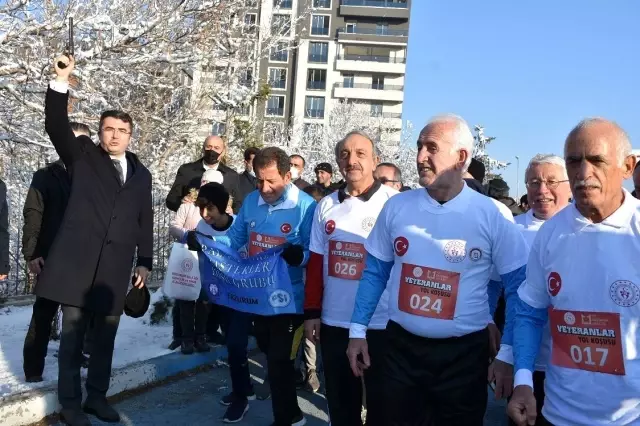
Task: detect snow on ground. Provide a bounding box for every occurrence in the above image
[0,290,173,400]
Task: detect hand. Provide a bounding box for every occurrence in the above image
[28,257,45,275]
[0,274,6,281]
[347,338,370,377]
[488,358,514,399]
[304,319,321,343]
[488,322,502,358]
[53,55,74,81]
[186,231,201,252]
[133,266,149,288]
[507,385,537,426]
[281,243,303,266]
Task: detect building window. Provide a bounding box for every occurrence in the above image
[305,96,325,119]
[264,122,286,144]
[236,105,251,116]
[266,95,285,116]
[311,15,330,36]
[272,14,291,36]
[274,0,292,9]
[307,69,327,90]
[376,22,389,36]
[343,73,354,88]
[268,68,287,90]
[240,69,253,87]
[313,0,331,8]
[270,42,289,62]
[212,122,226,136]
[370,102,383,117]
[346,22,357,33]
[243,13,257,33]
[245,0,258,6]
[303,123,324,135]
[372,74,385,90]
[308,42,329,63]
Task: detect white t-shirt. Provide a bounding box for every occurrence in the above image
[518,191,640,425]
[309,184,397,329]
[514,210,551,372]
[196,215,235,238]
[365,185,528,338]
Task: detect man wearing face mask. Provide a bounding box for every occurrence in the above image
[290,154,311,190]
[238,147,260,200]
[166,136,242,213]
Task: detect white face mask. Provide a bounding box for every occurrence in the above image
[290,168,300,180]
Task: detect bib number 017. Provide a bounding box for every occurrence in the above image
[334,262,357,277]
[408,294,442,315]
[570,345,608,367]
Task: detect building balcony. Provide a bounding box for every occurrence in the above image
[336,54,406,74]
[339,0,409,19]
[333,82,404,102]
[337,27,408,44]
[370,112,402,128]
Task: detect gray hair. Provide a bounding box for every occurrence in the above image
[524,154,568,183]
[565,117,632,166]
[334,130,379,160]
[422,114,474,170]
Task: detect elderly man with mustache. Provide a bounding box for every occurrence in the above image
[509,118,640,426]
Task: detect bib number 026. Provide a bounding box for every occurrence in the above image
[569,345,608,367]
[408,294,442,315]
[334,262,357,277]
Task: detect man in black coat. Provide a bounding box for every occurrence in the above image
[238,146,259,200]
[21,123,92,383]
[41,55,153,426]
[289,154,311,190]
[0,178,8,281]
[166,135,242,213]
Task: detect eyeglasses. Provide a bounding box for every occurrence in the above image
[102,127,131,136]
[525,179,568,190]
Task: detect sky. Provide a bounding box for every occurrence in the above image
[403,0,640,197]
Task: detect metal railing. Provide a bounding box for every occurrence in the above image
[269,79,286,89]
[338,54,406,63]
[308,53,328,63]
[270,52,289,62]
[371,112,402,118]
[341,0,408,7]
[311,27,330,36]
[306,81,327,90]
[338,27,409,37]
[305,109,325,118]
[334,82,404,90]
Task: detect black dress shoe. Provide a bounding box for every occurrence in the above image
[181,340,195,355]
[168,339,181,350]
[60,408,91,426]
[25,375,43,383]
[194,337,210,353]
[83,398,120,423]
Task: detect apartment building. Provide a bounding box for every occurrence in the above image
[259,0,411,141]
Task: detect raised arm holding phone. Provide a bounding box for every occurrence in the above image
[36,54,153,426]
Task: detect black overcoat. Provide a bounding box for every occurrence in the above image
[35,87,153,316]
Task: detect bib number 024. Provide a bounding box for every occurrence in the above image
[569,345,608,367]
[408,294,442,315]
[334,262,357,277]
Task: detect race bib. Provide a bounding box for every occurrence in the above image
[397,263,460,320]
[328,240,366,280]
[549,309,625,375]
[249,232,286,257]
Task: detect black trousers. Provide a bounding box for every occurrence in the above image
[508,371,546,426]
[58,305,120,410]
[23,297,92,378]
[383,321,489,426]
[224,308,253,399]
[321,324,386,426]
[254,314,304,425]
[172,302,181,340]
[178,297,209,341]
[207,304,223,337]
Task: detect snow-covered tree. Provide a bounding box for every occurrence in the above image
[473,125,509,181]
[265,100,418,188]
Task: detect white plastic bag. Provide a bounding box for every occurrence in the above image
[162,243,201,301]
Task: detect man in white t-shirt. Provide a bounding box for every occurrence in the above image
[509,118,640,426]
[501,154,571,426]
[304,131,397,426]
[347,114,529,425]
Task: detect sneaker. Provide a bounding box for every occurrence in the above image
[305,369,320,393]
[220,392,256,406]
[168,340,181,350]
[181,340,194,355]
[222,399,249,423]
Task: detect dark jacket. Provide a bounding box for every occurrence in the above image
[497,197,522,217]
[36,87,153,316]
[22,161,71,262]
[238,170,257,201]
[293,178,311,190]
[0,179,8,275]
[165,160,241,213]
